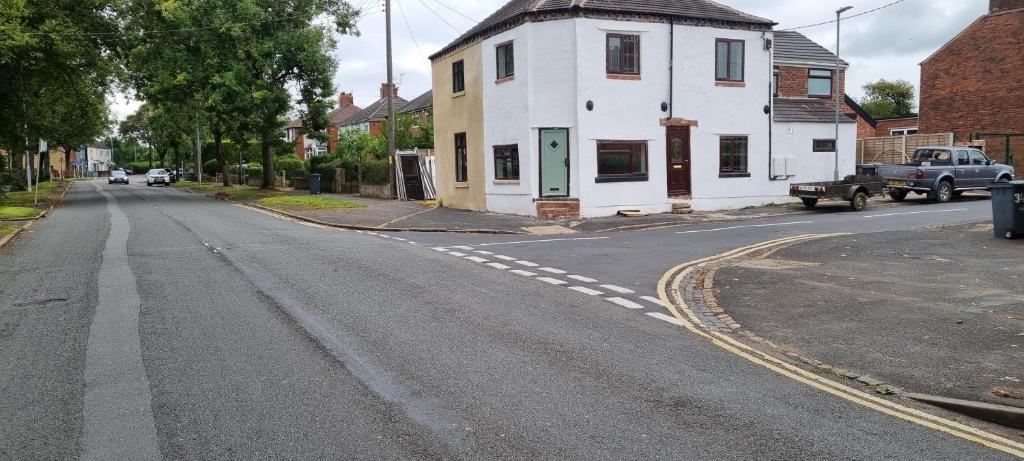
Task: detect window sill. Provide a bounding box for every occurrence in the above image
[595,175,649,183]
[607,73,641,81]
[715,81,746,88]
[452,91,466,98]
[493,179,520,185]
[455,182,470,189]
[718,172,751,178]
[495,76,515,84]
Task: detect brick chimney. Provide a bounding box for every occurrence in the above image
[991,0,1024,12]
[379,83,398,99]
[339,92,354,107]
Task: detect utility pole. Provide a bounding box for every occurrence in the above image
[385,0,397,199]
[195,115,202,184]
[834,6,853,182]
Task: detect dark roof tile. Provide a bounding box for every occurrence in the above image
[773,30,847,66]
[774,97,855,124]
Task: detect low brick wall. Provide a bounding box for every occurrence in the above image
[536,199,580,220]
[359,183,392,199]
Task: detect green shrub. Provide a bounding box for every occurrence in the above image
[360,159,390,185]
[275,156,305,177]
[203,159,220,176]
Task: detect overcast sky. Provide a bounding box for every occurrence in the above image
[110,0,988,121]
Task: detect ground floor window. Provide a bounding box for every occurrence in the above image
[455,133,467,183]
[890,128,918,136]
[813,139,836,152]
[493,144,519,180]
[596,141,647,182]
[719,136,749,176]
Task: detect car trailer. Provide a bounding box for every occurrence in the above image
[789,174,885,212]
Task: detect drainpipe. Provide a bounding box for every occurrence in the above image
[766,32,775,180]
[668,20,674,119]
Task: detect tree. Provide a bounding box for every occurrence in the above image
[859,79,916,119]
[0,0,118,189]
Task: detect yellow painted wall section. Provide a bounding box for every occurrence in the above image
[431,43,486,211]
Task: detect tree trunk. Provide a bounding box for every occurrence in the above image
[214,127,230,187]
[260,133,274,189]
[147,147,153,169]
[63,147,72,178]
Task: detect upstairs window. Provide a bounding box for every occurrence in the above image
[808,69,833,97]
[715,39,744,82]
[452,60,465,93]
[455,133,468,182]
[773,67,779,96]
[607,34,640,75]
[496,42,514,80]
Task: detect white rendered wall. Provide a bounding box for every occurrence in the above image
[774,121,858,182]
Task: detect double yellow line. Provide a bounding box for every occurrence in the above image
[656,234,1024,458]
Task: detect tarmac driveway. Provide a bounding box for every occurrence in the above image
[715,222,1024,408]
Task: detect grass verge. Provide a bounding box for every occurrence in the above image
[214,186,284,201]
[0,206,41,220]
[0,180,65,208]
[0,222,14,239]
[256,195,367,211]
[171,181,216,192]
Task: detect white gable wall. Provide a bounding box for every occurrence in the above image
[774,122,857,183]
[471,16,855,217]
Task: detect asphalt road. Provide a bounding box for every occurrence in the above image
[0,179,1013,459]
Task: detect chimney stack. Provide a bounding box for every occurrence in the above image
[339,92,354,107]
[380,83,398,99]
[990,0,1024,12]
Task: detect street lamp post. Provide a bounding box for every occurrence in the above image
[834,6,853,181]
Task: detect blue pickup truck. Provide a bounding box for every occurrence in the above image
[878,147,1015,203]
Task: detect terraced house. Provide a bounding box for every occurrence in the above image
[429,0,857,218]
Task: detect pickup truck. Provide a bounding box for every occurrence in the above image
[879,146,1015,203]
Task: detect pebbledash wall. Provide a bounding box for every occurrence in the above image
[450,17,855,217]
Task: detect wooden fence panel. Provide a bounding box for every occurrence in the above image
[856,133,954,165]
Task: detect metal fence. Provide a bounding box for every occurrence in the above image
[856,133,954,165]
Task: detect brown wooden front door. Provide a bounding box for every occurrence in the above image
[666,126,691,196]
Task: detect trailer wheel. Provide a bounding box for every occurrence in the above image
[889,189,907,202]
[851,191,868,211]
[801,198,818,208]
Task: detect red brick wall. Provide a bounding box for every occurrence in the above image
[294,132,305,160]
[991,0,1024,12]
[369,121,383,137]
[919,9,1024,172]
[536,200,580,220]
[776,65,846,106]
[855,117,876,139]
[327,125,339,153]
[874,117,920,137]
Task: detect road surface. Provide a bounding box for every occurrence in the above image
[0,180,1012,459]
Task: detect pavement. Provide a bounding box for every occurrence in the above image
[197,186,978,234]
[713,223,1024,409]
[0,177,1019,458]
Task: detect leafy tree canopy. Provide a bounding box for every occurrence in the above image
[859,79,916,119]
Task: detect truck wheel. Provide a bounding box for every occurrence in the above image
[851,191,868,211]
[801,198,818,208]
[889,189,907,202]
[932,181,953,203]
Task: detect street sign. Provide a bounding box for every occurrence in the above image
[38,139,47,154]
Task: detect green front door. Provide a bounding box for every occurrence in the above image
[540,129,569,197]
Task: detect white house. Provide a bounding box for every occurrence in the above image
[430,0,857,219]
[83,142,112,174]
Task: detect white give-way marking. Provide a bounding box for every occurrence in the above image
[468,236,612,247]
[676,221,814,235]
[862,208,967,219]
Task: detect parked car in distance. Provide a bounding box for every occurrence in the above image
[878,147,1014,203]
[108,169,129,185]
[147,169,171,187]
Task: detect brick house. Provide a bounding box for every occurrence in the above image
[285,91,363,160]
[919,0,1024,170]
[339,83,407,137]
[873,115,919,137]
